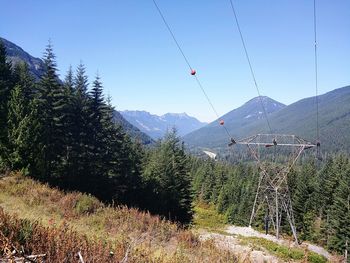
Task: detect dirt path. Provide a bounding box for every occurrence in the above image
[199,231,281,263]
[199,225,337,262]
[226,226,332,260]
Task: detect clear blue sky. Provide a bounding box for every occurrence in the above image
[1,0,349,122]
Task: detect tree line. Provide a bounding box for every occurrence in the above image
[0,40,192,224]
[191,154,350,257]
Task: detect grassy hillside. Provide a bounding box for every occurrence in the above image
[0,173,238,262]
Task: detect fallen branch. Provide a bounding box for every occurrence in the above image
[0,254,46,263]
[77,251,85,263]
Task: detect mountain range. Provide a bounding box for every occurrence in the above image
[2,36,350,153]
[184,86,350,153]
[121,110,207,139]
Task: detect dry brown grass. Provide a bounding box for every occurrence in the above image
[0,172,239,262]
[0,208,121,262]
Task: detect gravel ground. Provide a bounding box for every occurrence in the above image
[199,225,339,262]
[226,226,333,261]
[199,231,281,263]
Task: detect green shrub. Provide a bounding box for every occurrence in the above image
[307,252,328,263]
[17,219,34,245]
[239,236,327,262]
[74,194,101,215]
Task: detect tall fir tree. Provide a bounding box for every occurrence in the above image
[58,66,76,178]
[7,63,38,171]
[35,42,64,179]
[88,74,106,179]
[292,160,317,241]
[0,40,13,168]
[142,130,193,223]
[98,96,143,204]
[69,62,92,189]
[328,160,350,256]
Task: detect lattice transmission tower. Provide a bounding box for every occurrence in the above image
[233,134,315,244]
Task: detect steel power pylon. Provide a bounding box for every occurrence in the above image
[233,134,315,244]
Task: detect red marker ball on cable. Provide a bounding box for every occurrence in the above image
[219,120,224,125]
[191,69,196,75]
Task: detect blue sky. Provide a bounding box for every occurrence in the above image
[1,0,349,122]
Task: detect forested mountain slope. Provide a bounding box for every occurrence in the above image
[183,96,286,148]
[0,37,45,80]
[184,86,350,153]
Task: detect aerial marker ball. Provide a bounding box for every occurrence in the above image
[219,120,224,125]
[191,69,196,75]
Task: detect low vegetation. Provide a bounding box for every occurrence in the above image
[0,173,239,262]
[239,236,327,263]
[192,202,227,230]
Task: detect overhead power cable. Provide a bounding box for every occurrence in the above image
[228,0,273,134]
[152,0,234,141]
[313,0,320,142]
[313,0,322,160]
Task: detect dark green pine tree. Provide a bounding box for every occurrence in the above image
[99,96,126,198]
[7,63,38,172]
[328,160,350,256]
[58,66,75,179]
[88,74,105,178]
[0,40,13,168]
[317,156,337,246]
[69,62,92,189]
[35,42,64,180]
[292,160,317,241]
[99,96,143,205]
[142,130,193,223]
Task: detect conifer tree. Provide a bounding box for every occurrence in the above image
[58,66,75,179]
[69,63,91,188]
[0,40,13,168]
[96,96,143,204]
[293,160,317,241]
[328,160,350,255]
[35,42,64,179]
[142,130,193,223]
[7,63,37,171]
[88,74,106,178]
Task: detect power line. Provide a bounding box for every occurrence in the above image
[228,0,273,134]
[314,0,320,142]
[152,0,192,71]
[152,0,234,140]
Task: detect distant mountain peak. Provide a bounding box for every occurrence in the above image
[184,86,350,152]
[161,112,192,120]
[211,96,285,126]
[121,110,206,139]
[245,96,285,106]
